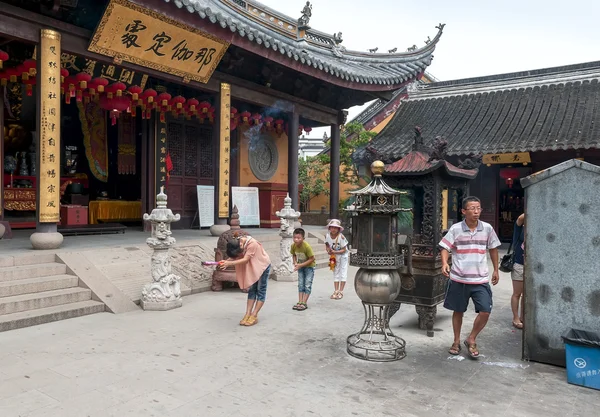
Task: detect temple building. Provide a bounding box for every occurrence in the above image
[354,60,600,241]
[0,0,443,240]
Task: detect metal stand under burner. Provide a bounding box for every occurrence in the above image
[347,302,406,362]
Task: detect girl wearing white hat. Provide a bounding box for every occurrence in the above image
[325,219,349,299]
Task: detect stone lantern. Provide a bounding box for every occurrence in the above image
[346,161,411,362]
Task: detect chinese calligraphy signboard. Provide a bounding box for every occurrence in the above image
[39,29,61,223]
[219,83,231,218]
[156,121,168,195]
[482,152,531,165]
[88,0,229,84]
[60,52,148,89]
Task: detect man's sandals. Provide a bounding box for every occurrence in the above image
[293,303,308,311]
[463,340,480,358]
[448,342,462,355]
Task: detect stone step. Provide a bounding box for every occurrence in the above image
[0,275,79,298]
[0,300,105,332]
[0,287,92,315]
[0,263,68,282]
[0,253,57,268]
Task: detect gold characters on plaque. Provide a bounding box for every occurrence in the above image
[219,83,231,218]
[39,29,62,223]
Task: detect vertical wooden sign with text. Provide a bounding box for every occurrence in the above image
[218,83,231,218]
[156,120,168,194]
[39,29,62,223]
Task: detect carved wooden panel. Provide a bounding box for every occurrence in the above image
[167,121,184,176]
[184,125,199,177]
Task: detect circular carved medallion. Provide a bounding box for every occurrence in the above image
[248,134,279,181]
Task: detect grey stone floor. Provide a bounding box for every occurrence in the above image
[0,265,597,417]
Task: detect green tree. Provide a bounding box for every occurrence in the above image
[336,121,378,186]
[298,155,329,212]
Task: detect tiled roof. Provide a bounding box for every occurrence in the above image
[354,61,600,162]
[160,0,443,88]
[385,151,478,179]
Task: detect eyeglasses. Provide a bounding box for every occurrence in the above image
[465,207,483,212]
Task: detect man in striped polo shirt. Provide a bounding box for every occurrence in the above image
[439,196,500,359]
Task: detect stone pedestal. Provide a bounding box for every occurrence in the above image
[0,222,5,239]
[272,194,300,282]
[140,187,182,311]
[30,230,63,250]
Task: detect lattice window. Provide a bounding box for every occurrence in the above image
[184,125,199,177]
[167,122,184,176]
[198,127,213,179]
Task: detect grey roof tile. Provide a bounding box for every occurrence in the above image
[354,61,600,162]
[160,0,442,88]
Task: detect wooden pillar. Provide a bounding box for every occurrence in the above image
[288,110,299,211]
[31,28,63,249]
[214,82,231,225]
[330,119,341,219]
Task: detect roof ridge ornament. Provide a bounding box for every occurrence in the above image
[298,1,312,29]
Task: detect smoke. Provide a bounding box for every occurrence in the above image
[243,124,263,153]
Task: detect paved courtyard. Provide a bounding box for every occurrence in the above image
[0,264,597,417]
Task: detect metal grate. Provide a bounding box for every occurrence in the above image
[167,122,184,176]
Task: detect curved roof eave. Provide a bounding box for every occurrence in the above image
[160,0,443,90]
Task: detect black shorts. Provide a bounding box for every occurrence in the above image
[443,280,493,313]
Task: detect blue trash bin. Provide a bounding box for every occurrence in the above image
[562,329,600,391]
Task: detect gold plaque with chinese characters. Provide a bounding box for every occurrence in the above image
[482,152,531,165]
[88,0,229,84]
[219,83,231,218]
[39,29,62,223]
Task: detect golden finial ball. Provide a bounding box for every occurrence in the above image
[371,160,385,176]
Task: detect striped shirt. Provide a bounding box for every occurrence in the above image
[439,220,501,284]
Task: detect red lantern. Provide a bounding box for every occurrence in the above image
[92,77,109,93]
[0,50,8,69]
[199,101,211,114]
[172,95,186,110]
[141,88,157,109]
[76,72,91,89]
[63,76,77,104]
[499,168,521,188]
[240,111,251,125]
[251,113,262,126]
[128,85,143,102]
[275,119,285,136]
[158,92,171,107]
[110,82,126,98]
[100,95,131,126]
[60,68,69,84]
[0,71,9,87]
[263,116,274,130]
[304,126,312,134]
[186,98,199,114]
[20,59,37,81]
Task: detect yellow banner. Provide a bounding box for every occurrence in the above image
[39,29,62,223]
[483,152,531,165]
[88,0,229,84]
[219,83,231,218]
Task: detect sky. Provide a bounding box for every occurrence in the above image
[257,0,600,136]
